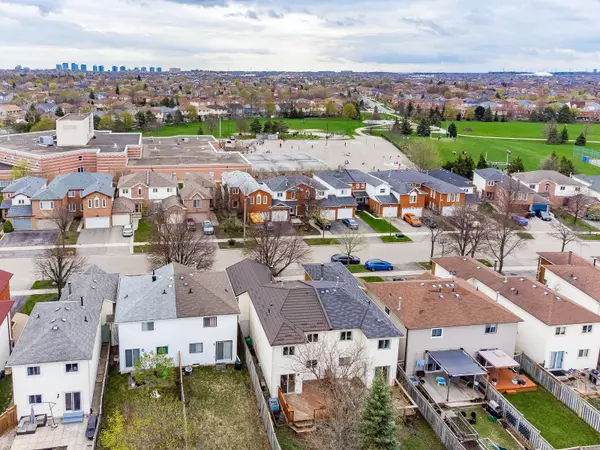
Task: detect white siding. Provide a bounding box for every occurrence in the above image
[10,194,31,206]
[472,173,488,193]
[0,315,11,371]
[248,301,274,394]
[543,269,600,315]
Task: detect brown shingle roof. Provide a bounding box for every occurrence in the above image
[543,265,600,306]
[367,279,520,329]
[537,252,589,267]
[117,171,177,189]
[112,196,136,214]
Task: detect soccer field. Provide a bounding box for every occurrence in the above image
[441,121,600,141]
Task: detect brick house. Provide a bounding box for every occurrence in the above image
[0,270,12,302]
[117,171,178,213]
[261,174,329,221]
[1,177,47,226]
[180,173,215,222]
[512,170,586,208]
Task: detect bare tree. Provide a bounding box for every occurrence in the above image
[565,193,592,228]
[405,139,440,172]
[205,115,218,134]
[445,206,489,257]
[243,222,310,276]
[36,245,86,298]
[46,204,73,246]
[336,229,367,261]
[423,211,448,258]
[148,212,216,270]
[549,210,578,251]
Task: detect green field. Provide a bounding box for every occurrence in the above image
[142,117,365,138]
[441,121,600,141]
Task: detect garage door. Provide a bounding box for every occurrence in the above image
[441,206,456,216]
[320,209,336,221]
[86,217,110,229]
[532,204,549,212]
[112,214,131,226]
[36,219,57,230]
[337,208,354,219]
[13,218,32,230]
[271,210,288,222]
[382,206,398,217]
[401,207,423,217]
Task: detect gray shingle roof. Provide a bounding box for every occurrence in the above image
[319,195,358,207]
[2,176,47,197]
[6,204,33,217]
[112,196,136,214]
[474,168,504,181]
[225,259,273,296]
[262,174,328,192]
[180,173,214,200]
[513,170,583,186]
[117,171,178,189]
[314,170,385,190]
[427,169,473,188]
[32,173,113,201]
[375,170,462,194]
[374,194,398,205]
[7,268,118,366]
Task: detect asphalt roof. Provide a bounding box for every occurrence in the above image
[513,170,583,186]
[1,176,47,197]
[374,170,463,194]
[6,204,32,217]
[319,195,358,207]
[474,168,504,181]
[32,173,113,200]
[225,258,273,296]
[117,171,178,189]
[427,169,473,188]
[262,174,328,192]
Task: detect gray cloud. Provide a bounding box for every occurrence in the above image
[3,0,63,13]
[224,9,259,20]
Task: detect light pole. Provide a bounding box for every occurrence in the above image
[243,197,248,244]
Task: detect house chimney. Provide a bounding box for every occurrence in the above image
[397,297,402,311]
[84,316,88,322]
[320,263,324,280]
[594,258,597,268]
[68,281,72,295]
[189,288,192,294]
[152,269,156,282]
[568,250,573,265]
[80,296,83,307]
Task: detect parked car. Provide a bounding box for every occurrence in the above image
[525,211,535,219]
[315,217,332,230]
[421,216,438,228]
[122,223,133,237]
[536,210,552,221]
[330,254,361,265]
[393,276,406,281]
[203,220,214,235]
[365,259,394,271]
[185,218,197,231]
[341,218,359,230]
[403,213,422,227]
[511,215,529,227]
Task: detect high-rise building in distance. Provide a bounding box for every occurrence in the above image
[71,63,79,71]
[141,67,147,72]
[62,62,69,70]
[149,67,155,73]
[120,66,126,71]
[157,67,162,73]
[98,65,104,72]
[56,64,62,70]
[92,65,98,71]
[80,64,87,71]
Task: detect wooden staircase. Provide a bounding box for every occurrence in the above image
[290,419,315,433]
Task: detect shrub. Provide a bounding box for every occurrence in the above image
[2,221,13,233]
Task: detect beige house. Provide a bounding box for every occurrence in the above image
[180,173,215,222]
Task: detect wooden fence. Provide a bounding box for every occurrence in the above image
[476,375,554,450]
[0,406,17,436]
[515,353,600,434]
[243,340,282,450]
[91,344,111,449]
[396,366,468,450]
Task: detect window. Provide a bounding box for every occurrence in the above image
[231,188,239,194]
[27,366,40,376]
[544,184,550,192]
[203,316,217,327]
[263,195,267,204]
[276,192,283,198]
[578,349,590,358]
[485,323,498,334]
[447,193,451,201]
[431,328,443,338]
[17,198,24,205]
[65,392,81,411]
[384,306,390,315]
[250,196,254,205]
[102,198,106,208]
[189,343,203,354]
[378,339,391,350]
[94,197,100,208]
[172,172,177,177]
[138,187,142,196]
[339,357,351,366]
[582,324,593,334]
[487,181,495,186]
[152,188,158,193]
[122,188,129,195]
[290,191,296,199]
[78,155,83,162]
[283,346,295,356]
[559,186,566,191]
[68,191,75,198]
[87,199,92,208]
[66,363,79,373]
[555,327,566,335]
[306,190,311,200]
[80,203,84,212]
[77,167,84,173]
[216,340,233,361]
[306,333,319,343]
[232,200,239,208]
[29,395,42,404]
[305,359,318,369]
[156,346,168,355]
[40,201,54,210]
[575,186,581,192]
[256,195,261,205]
[361,183,366,189]
[193,199,201,208]
[141,322,154,331]
[340,331,353,341]
[125,349,141,368]
[69,203,76,212]
[379,188,386,194]
[529,184,536,189]
[517,192,527,200]
[409,194,417,204]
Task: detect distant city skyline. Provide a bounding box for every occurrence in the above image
[1,0,599,72]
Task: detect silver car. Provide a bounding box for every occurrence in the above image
[122,224,133,237]
[203,220,214,235]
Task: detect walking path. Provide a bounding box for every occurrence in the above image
[12,288,57,296]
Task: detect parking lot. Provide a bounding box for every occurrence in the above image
[0,230,59,247]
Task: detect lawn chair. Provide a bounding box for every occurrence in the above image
[436,376,447,387]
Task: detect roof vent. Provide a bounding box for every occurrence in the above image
[61,318,66,322]
[510,287,515,291]
[51,319,56,323]
[84,316,88,322]
[55,307,60,312]
[162,289,167,295]
[180,276,184,280]
[420,283,425,286]
[556,296,561,300]
[65,307,70,311]
[476,266,481,270]
[455,294,461,299]
[532,285,537,289]
[573,276,578,280]
[189,288,193,294]
[463,258,467,261]
[184,282,188,286]
[168,284,172,288]
[543,292,549,296]
[439,294,444,299]
[52,325,58,331]
[519,278,525,281]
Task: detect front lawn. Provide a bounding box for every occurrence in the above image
[56,217,80,245]
[304,238,338,246]
[30,280,55,290]
[504,386,600,448]
[0,375,12,413]
[359,276,385,282]
[21,293,57,315]
[418,261,432,270]
[346,265,369,273]
[356,211,400,233]
[215,227,244,240]
[558,214,598,232]
[134,218,156,242]
[380,235,412,243]
[578,233,600,240]
[517,232,535,240]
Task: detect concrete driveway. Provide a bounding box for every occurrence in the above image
[77,227,131,246]
[0,230,58,247]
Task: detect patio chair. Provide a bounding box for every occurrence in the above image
[436,376,447,387]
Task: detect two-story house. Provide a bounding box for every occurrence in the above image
[473,168,503,202]
[117,171,178,213]
[7,266,118,420]
[427,169,480,209]
[115,263,239,373]
[261,174,329,220]
[180,173,215,222]
[432,256,600,371]
[366,279,521,375]
[312,171,359,220]
[1,176,47,228]
[512,170,586,207]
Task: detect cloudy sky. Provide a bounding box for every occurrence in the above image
[0,0,598,72]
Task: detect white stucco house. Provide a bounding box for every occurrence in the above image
[226,260,403,398]
[115,263,240,373]
[7,267,118,420]
[433,256,600,371]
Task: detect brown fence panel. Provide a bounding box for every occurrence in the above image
[0,406,17,436]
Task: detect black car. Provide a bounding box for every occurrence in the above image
[421,216,438,228]
[393,276,406,281]
[330,254,361,265]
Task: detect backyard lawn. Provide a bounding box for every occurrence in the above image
[462,407,519,450]
[133,218,156,242]
[0,375,12,413]
[21,293,57,315]
[356,211,400,233]
[504,386,600,448]
[441,121,600,141]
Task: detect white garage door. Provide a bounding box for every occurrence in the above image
[13,218,32,230]
[271,210,288,222]
[337,208,354,219]
[382,206,398,217]
[36,219,58,230]
[320,209,336,221]
[112,214,131,226]
[401,207,423,217]
[441,206,456,216]
[86,217,110,229]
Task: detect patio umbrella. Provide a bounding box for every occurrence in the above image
[29,405,35,424]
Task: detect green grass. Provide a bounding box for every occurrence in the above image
[0,375,12,413]
[589,397,600,411]
[380,235,412,243]
[505,386,600,448]
[56,218,80,246]
[133,244,151,253]
[477,259,493,267]
[442,121,600,141]
[356,211,400,233]
[462,407,519,450]
[276,427,308,450]
[418,261,432,270]
[215,227,244,239]
[397,414,445,450]
[304,237,338,246]
[295,224,321,236]
[346,265,369,273]
[134,218,156,242]
[517,232,535,240]
[30,279,55,290]
[218,241,245,249]
[142,117,366,138]
[21,293,57,315]
[558,214,598,232]
[579,233,600,240]
[360,276,385,282]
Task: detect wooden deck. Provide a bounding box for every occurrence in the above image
[284,380,326,422]
[491,368,536,394]
[421,374,485,406]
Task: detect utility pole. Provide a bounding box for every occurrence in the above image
[243,197,247,243]
[219,117,222,137]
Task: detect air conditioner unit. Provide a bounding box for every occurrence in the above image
[37,136,54,147]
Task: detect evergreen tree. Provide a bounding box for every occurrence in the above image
[546,125,561,145]
[575,132,586,146]
[483,107,493,122]
[137,74,141,81]
[197,124,204,135]
[134,110,146,129]
[112,118,126,132]
[463,155,475,179]
[93,114,101,129]
[406,101,414,118]
[529,110,539,122]
[391,118,401,134]
[507,156,525,174]
[250,118,262,134]
[476,153,489,169]
[89,90,95,100]
[493,111,499,122]
[474,106,485,121]
[360,372,399,450]
[165,113,174,124]
[500,115,506,122]
[560,126,569,144]
[262,120,273,134]
[557,104,574,124]
[173,110,184,125]
[116,85,120,95]
[541,151,560,171]
[400,116,412,135]
[447,122,457,138]
[55,106,65,117]
[558,156,576,176]
[416,119,431,137]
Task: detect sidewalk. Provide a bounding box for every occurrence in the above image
[12,288,57,296]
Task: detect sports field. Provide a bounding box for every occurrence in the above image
[441,121,600,141]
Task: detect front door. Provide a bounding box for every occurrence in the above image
[549,351,564,369]
[280,374,296,394]
[215,340,233,362]
[65,392,82,412]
